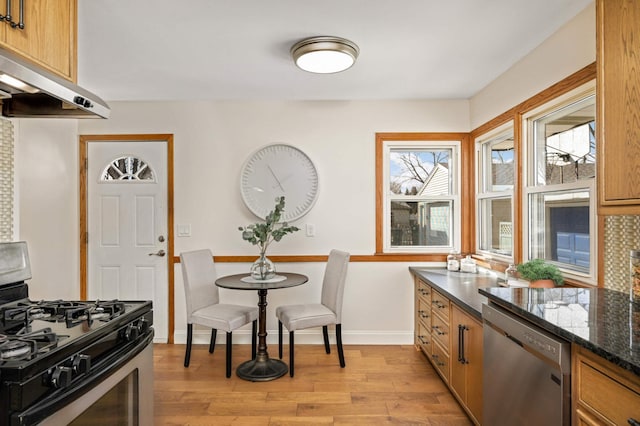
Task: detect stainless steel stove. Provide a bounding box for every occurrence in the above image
[0,242,154,425]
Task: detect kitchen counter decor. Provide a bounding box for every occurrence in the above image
[516,258,564,287]
[239,196,299,280]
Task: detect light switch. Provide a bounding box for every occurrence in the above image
[177,224,191,237]
[306,224,315,237]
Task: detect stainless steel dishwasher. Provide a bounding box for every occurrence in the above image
[482,303,571,425]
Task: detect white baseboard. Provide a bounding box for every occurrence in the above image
[172,329,413,345]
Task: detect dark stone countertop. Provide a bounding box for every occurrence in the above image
[480,286,640,377]
[409,267,498,321]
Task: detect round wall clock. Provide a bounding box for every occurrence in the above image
[240,144,319,222]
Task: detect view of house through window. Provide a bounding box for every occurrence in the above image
[476,125,514,258]
[384,143,460,252]
[526,89,596,279]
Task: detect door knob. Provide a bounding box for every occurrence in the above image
[148,250,166,257]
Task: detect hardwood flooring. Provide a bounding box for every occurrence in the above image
[153,343,472,425]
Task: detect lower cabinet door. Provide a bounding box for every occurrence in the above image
[450,304,483,424]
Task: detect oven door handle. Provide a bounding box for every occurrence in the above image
[12,331,154,426]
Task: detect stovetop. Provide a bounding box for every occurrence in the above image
[0,298,152,375]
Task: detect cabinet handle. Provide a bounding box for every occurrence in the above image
[628,419,640,426]
[457,324,463,363]
[6,0,24,30]
[417,335,429,345]
[431,354,445,367]
[432,325,445,336]
[418,310,429,319]
[0,0,7,21]
[432,300,445,309]
[458,324,469,364]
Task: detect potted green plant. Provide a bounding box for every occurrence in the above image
[516,258,564,288]
[238,196,299,280]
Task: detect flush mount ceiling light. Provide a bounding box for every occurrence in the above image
[291,36,359,74]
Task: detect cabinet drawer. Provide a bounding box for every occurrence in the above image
[416,296,431,324]
[416,320,431,356]
[576,359,640,425]
[431,289,450,321]
[416,280,432,299]
[431,341,450,383]
[431,312,449,350]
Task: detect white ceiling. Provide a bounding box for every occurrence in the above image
[77,0,593,102]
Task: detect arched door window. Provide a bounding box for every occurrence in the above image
[100,156,155,181]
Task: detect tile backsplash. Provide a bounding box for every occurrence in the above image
[604,215,640,292]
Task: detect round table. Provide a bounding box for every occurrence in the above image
[215,272,308,381]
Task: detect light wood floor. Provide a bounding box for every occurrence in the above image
[153,343,472,425]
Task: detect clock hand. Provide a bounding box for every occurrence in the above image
[279,173,294,184]
[267,165,285,191]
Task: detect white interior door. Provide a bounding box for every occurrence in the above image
[88,141,168,342]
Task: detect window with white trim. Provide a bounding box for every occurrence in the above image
[476,123,514,260]
[523,82,596,284]
[382,139,461,253]
[0,118,14,242]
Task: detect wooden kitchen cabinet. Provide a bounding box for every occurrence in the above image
[414,278,450,383]
[450,304,483,425]
[430,288,450,383]
[597,0,640,214]
[414,278,432,357]
[572,344,640,425]
[0,0,77,81]
[414,278,481,424]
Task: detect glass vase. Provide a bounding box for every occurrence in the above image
[250,254,276,280]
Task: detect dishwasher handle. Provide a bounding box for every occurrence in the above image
[505,333,523,347]
[628,419,640,426]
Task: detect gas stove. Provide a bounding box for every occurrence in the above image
[0,298,152,377]
[0,242,154,425]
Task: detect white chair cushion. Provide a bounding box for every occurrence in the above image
[190,303,258,333]
[276,303,337,332]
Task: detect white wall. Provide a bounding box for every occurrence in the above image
[13,3,597,345]
[469,2,595,129]
[14,119,80,300]
[77,100,467,344]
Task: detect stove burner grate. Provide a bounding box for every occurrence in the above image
[0,328,59,361]
[1,299,127,331]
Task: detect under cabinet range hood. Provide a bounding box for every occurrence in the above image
[0,48,110,119]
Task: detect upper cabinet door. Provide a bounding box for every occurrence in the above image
[597,0,640,214]
[0,0,76,81]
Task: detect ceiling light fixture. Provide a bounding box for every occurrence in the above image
[291,36,359,74]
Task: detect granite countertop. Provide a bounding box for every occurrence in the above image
[409,266,640,377]
[409,267,498,320]
[480,286,640,377]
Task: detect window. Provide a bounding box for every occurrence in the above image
[476,123,514,259]
[523,82,596,283]
[100,156,155,181]
[377,135,461,254]
[0,118,14,242]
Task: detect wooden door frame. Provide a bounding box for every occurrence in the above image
[79,134,175,343]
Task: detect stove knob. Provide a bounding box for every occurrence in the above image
[125,323,140,341]
[50,366,72,389]
[137,318,149,335]
[72,354,91,375]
